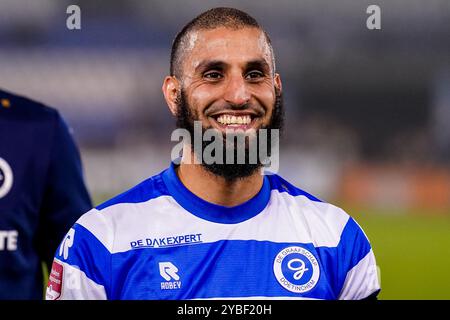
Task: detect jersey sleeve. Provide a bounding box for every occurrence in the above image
[337,217,381,300]
[46,210,111,300]
[37,113,92,269]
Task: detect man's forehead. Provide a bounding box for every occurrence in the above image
[182,27,273,70]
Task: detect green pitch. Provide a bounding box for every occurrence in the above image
[350,208,450,300]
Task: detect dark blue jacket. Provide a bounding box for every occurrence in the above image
[0,89,92,299]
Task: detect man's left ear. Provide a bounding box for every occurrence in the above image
[274,73,282,94]
[162,76,181,116]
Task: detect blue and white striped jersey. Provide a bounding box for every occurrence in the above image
[46,162,380,300]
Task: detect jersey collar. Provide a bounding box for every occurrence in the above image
[161,162,271,224]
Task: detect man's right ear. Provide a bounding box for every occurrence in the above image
[162,76,180,116]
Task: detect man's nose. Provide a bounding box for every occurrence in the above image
[223,74,250,107]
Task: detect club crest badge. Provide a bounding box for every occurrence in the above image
[273,246,320,294]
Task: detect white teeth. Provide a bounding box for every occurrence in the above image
[216,115,252,125]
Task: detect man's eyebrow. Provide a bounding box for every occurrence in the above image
[195,60,227,73]
[246,59,271,73]
[194,59,272,74]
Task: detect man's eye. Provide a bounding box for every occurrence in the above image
[204,72,223,79]
[246,71,264,79]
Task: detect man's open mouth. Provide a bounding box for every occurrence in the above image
[209,113,260,131]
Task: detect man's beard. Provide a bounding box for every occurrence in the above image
[175,89,284,182]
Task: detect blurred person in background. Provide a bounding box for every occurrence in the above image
[46,7,380,300]
[0,88,92,299]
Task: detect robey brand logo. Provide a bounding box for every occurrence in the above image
[60,228,75,260]
[159,261,182,290]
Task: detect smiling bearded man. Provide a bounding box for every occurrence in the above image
[174,84,284,181]
[46,7,381,300]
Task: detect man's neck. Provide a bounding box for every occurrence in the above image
[176,154,264,207]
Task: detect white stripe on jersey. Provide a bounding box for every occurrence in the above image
[77,209,114,252]
[76,190,350,254]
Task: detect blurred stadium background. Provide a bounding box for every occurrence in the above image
[1,0,449,299]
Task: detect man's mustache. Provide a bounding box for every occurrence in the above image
[204,102,265,118]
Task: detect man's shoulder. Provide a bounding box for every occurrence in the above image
[267,173,323,202]
[268,173,358,241]
[271,174,373,246]
[0,88,59,122]
[268,174,351,221]
[67,170,171,252]
[95,170,170,212]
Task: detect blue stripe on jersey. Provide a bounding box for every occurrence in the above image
[336,217,372,293]
[315,217,372,297]
[267,174,323,202]
[55,223,111,297]
[339,218,372,271]
[161,162,272,224]
[96,173,169,210]
[109,240,335,300]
